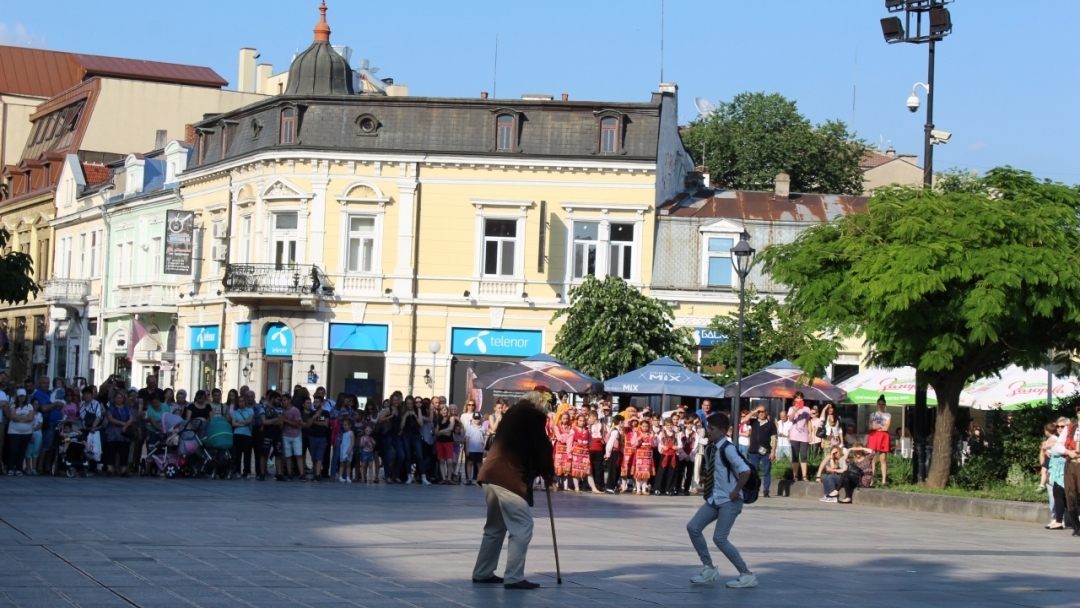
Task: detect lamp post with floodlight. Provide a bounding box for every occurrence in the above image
[730,232,755,430]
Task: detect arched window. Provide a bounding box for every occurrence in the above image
[280,108,296,144]
[600,116,619,152]
[496,114,515,151]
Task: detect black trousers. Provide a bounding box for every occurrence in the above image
[656,457,678,494]
[1053,483,1067,524]
[4,433,31,472]
[589,450,605,489]
[839,475,858,500]
[676,459,693,494]
[605,451,622,491]
[233,434,252,475]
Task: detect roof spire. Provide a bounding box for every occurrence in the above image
[314,1,331,43]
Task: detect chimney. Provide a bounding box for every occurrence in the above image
[238,48,256,93]
[154,130,168,150]
[184,124,197,145]
[480,91,489,99]
[774,172,791,200]
[694,165,711,188]
[885,147,896,158]
[561,93,569,101]
[255,64,273,94]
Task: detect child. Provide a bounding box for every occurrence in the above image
[604,414,624,494]
[358,426,376,483]
[337,418,354,483]
[463,413,486,485]
[25,409,43,476]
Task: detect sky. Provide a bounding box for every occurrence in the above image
[2,0,1078,183]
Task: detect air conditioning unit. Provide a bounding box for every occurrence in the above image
[89,336,102,352]
[211,245,228,262]
[212,223,228,239]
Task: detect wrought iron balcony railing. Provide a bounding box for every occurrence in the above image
[222,264,335,296]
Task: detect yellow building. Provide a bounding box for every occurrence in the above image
[174,5,693,404]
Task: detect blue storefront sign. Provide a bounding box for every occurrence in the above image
[451,327,543,357]
[264,322,294,357]
[190,325,220,351]
[329,323,389,352]
[236,322,252,349]
[694,328,726,347]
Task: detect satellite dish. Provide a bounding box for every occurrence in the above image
[695,97,717,119]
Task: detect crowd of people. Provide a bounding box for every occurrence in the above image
[0,371,905,506]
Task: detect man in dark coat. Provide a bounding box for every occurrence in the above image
[472,391,555,590]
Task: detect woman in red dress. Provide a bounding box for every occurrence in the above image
[553,412,574,491]
[866,396,893,485]
[621,418,639,492]
[569,414,591,494]
[633,419,657,495]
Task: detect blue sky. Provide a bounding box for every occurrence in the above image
[2,1,1077,183]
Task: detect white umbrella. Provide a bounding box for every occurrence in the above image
[837,367,939,405]
[964,365,1079,410]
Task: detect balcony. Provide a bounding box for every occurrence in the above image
[222,264,335,304]
[326,273,381,297]
[477,279,523,300]
[115,282,179,309]
[42,278,90,308]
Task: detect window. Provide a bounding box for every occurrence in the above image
[609,223,634,280]
[347,216,376,272]
[151,237,162,276]
[273,212,299,269]
[118,242,134,284]
[220,126,229,159]
[57,237,72,278]
[238,215,252,263]
[78,233,86,277]
[572,221,599,279]
[483,219,517,276]
[496,114,514,151]
[275,212,298,230]
[280,108,296,144]
[706,237,734,287]
[601,116,619,152]
[90,230,101,278]
[36,238,49,282]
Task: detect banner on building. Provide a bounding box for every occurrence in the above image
[164,209,195,275]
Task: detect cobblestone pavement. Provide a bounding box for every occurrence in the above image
[0,477,1075,607]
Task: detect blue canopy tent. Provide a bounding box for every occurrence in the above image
[604,357,725,410]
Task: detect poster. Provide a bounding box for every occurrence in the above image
[164,209,194,275]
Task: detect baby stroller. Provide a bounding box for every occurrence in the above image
[53,420,89,478]
[203,416,234,480]
[141,412,184,478]
[177,419,218,478]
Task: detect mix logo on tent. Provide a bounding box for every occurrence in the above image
[644,371,685,382]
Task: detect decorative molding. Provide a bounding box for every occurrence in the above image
[490,307,505,329]
[352,302,367,323]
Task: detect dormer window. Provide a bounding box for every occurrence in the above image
[496,114,515,151]
[600,117,618,152]
[280,108,296,144]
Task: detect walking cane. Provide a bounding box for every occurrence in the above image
[545,486,563,584]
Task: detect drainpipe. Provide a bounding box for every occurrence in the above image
[97,185,115,386]
[216,173,234,389]
[407,164,422,395]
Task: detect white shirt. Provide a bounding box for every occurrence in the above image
[777,420,793,448]
[0,390,7,423]
[464,422,486,453]
[710,438,751,506]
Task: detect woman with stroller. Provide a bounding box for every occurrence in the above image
[104,391,135,477]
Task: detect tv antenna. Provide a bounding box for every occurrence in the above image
[694,98,717,120]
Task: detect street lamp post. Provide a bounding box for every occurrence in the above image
[880,0,953,187]
[730,232,755,430]
[428,341,441,398]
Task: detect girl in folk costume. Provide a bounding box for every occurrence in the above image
[570,414,592,494]
[587,411,606,494]
[632,418,657,495]
[655,417,680,495]
[621,418,640,492]
[553,412,575,491]
[604,414,625,493]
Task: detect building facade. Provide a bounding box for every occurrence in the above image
[173,6,693,404]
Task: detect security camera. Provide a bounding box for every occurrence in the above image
[930,129,952,144]
[906,94,920,113]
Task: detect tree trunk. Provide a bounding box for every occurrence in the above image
[926,378,963,489]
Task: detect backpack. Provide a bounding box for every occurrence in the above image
[717,440,761,504]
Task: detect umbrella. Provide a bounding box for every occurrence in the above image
[838,367,939,405]
[471,353,603,394]
[964,365,1079,410]
[725,368,847,401]
[603,357,725,399]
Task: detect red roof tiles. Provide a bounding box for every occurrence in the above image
[0,44,227,98]
[81,162,110,185]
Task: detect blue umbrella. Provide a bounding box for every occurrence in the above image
[603,357,725,399]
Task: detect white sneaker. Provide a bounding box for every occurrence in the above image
[421,476,432,486]
[338,477,346,483]
[726,572,758,589]
[690,566,720,584]
[345,478,352,484]
[405,478,413,485]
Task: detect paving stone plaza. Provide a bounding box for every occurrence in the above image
[0,478,1075,607]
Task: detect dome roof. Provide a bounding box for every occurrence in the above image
[284,2,355,96]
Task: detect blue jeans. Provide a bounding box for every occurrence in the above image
[383,435,404,480]
[401,431,425,480]
[686,499,748,574]
[748,452,772,496]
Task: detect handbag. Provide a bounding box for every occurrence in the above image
[845,462,864,484]
[815,421,827,439]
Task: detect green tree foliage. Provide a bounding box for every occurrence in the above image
[934,167,983,194]
[761,167,1080,489]
[701,290,839,385]
[681,92,869,195]
[550,275,694,380]
[0,220,38,305]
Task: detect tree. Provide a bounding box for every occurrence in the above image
[701,289,839,385]
[0,185,38,305]
[934,167,982,194]
[681,92,869,195]
[761,167,1080,488]
[550,275,694,380]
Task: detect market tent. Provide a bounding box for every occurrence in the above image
[838,367,939,405]
[964,365,1079,410]
[725,367,847,401]
[471,353,603,394]
[604,357,725,399]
